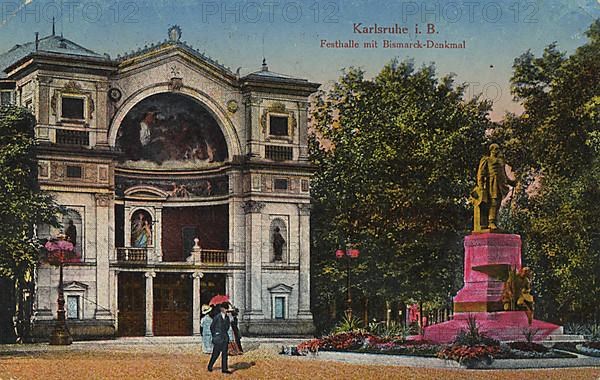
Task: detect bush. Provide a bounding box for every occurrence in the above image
[331,314,364,334]
[453,315,500,347]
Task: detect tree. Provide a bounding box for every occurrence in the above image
[494,20,600,323]
[0,105,60,342]
[309,60,492,331]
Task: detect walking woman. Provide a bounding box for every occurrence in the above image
[230,308,243,353]
[200,305,213,354]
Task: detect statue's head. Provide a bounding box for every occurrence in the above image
[489,143,500,157]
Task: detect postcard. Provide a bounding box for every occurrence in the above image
[0,1,598,378]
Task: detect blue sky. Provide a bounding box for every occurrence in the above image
[0,0,598,119]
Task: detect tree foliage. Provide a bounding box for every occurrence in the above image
[310,60,492,329]
[0,105,60,341]
[494,20,600,323]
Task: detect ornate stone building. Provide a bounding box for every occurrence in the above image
[0,26,319,338]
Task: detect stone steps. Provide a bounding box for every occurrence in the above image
[539,334,586,345]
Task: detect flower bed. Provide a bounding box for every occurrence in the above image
[295,331,578,362]
[296,332,440,357]
[438,344,501,366]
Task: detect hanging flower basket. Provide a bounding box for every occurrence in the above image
[43,239,78,265]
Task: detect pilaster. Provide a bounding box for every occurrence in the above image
[243,200,265,318]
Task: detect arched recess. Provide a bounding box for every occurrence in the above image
[108,84,242,159]
[62,209,83,256]
[269,218,288,262]
[130,208,153,248]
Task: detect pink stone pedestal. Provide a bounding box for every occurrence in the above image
[422,233,560,343]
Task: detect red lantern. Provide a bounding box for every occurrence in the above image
[335,249,345,258]
[347,248,360,258]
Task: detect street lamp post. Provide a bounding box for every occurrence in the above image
[335,245,360,319]
[44,236,75,346]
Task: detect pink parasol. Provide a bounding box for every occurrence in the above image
[209,294,230,306]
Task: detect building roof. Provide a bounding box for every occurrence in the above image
[0,26,317,89]
[0,33,105,78]
[241,58,308,84]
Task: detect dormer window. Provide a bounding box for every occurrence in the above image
[61,95,85,120]
[269,115,289,137]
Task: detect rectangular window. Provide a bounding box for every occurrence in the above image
[0,91,12,105]
[67,295,80,319]
[66,165,82,178]
[274,178,288,191]
[274,297,285,319]
[269,115,289,136]
[61,96,84,119]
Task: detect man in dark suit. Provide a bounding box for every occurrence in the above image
[207,303,232,374]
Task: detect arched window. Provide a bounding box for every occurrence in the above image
[131,210,153,248]
[270,218,288,262]
[63,209,83,256]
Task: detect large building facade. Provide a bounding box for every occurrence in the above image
[0,26,319,338]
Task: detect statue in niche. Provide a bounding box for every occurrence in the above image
[470,143,516,232]
[272,227,285,262]
[65,219,77,247]
[131,211,152,248]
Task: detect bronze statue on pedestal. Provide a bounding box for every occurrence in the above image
[470,143,516,232]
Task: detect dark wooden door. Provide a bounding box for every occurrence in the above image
[153,273,192,336]
[118,272,145,336]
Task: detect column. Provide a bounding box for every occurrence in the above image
[226,273,234,305]
[154,206,163,262]
[113,270,119,332]
[145,271,156,336]
[297,203,312,318]
[243,200,264,318]
[192,272,203,336]
[124,205,131,247]
[95,193,113,319]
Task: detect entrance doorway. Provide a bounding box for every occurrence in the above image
[117,272,145,337]
[153,273,192,336]
[200,273,226,306]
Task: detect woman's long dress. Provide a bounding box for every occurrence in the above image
[201,315,213,353]
[227,317,242,355]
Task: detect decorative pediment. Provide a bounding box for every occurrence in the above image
[268,283,293,294]
[124,185,169,199]
[63,281,88,292]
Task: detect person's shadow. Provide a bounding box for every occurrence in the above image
[229,361,256,373]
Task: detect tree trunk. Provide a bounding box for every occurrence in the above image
[363,297,368,327]
[0,277,17,343]
[330,297,337,320]
[385,300,391,327]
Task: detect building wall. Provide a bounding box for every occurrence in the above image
[16,44,316,339]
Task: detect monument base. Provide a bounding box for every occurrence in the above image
[422,311,561,343]
[421,233,561,343]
